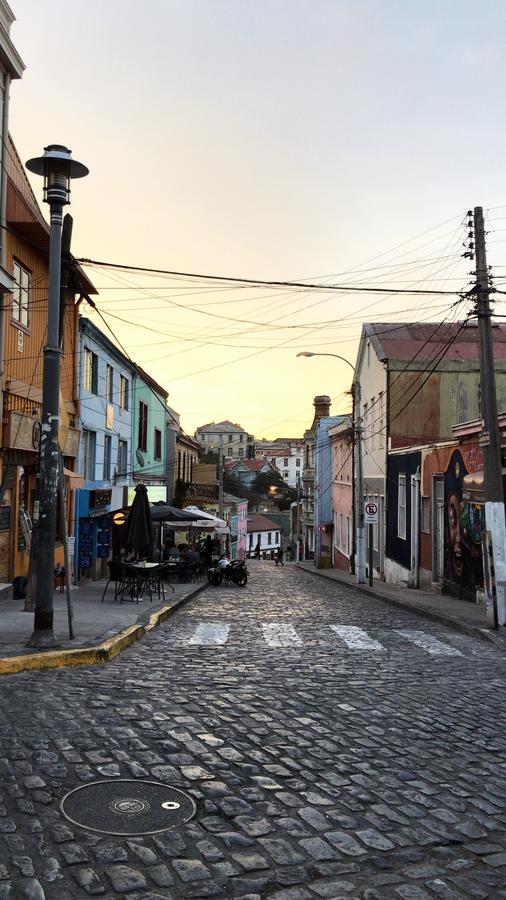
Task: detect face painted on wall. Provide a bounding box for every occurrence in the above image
[447,491,463,580]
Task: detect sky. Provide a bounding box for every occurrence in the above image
[8,1,506,437]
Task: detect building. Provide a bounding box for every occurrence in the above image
[75,318,135,578]
[0,138,95,584]
[385,414,506,607]
[301,395,333,560]
[353,321,506,579]
[314,413,346,567]
[195,420,253,460]
[247,513,281,557]
[225,457,278,490]
[223,493,248,560]
[175,432,200,490]
[132,366,171,502]
[329,416,354,571]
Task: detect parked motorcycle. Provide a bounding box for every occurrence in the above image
[208,557,248,587]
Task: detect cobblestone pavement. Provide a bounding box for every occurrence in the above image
[1,561,506,899]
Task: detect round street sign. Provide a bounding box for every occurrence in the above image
[113,511,126,526]
[364,501,379,524]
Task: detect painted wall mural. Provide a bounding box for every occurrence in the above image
[443,448,484,601]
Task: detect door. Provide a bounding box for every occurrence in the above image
[432,475,444,581]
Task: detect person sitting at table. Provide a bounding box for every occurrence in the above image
[163,541,180,562]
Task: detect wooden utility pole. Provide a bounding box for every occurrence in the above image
[474,206,506,625]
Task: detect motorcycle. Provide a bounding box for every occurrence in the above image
[208,557,248,587]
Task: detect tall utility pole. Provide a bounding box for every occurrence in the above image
[474,206,506,625]
[218,448,224,519]
[354,379,366,584]
[25,146,88,648]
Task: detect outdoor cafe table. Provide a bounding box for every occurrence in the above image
[123,562,165,602]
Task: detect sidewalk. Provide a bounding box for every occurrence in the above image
[296,561,506,646]
[0,577,207,674]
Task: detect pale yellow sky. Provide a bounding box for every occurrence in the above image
[9,1,506,437]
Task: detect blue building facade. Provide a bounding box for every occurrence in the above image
[314,415,345,568]
[75,318,135,578]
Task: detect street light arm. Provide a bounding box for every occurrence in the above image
[296,351,356,374]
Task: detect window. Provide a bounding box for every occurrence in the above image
[283,471,289,478]
[118,440,128,477]
[228,434,233,443]
[227,447,233,456]
[83,429,96,481]
[238,447,244,458]
[398,475,406,539]
[296,458,301,467]
[138,401,148,451]
[103,435,112,480]
[239,434,244,442]
[106,365,114,404]
[83,349,98,394]
[154,428,162,460]
[421,496,430,533]
[284,457,288,466]
[12,260,30,328]
[276,532,279,543]
[267,532,272,545]
[119,375,129,411]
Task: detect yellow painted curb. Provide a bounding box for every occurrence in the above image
[0,585,204,676]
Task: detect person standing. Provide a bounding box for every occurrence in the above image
[254,540,261,559]
[203,534,213,568]
[275,547,284,567]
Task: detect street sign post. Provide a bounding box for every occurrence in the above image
[364,501,378,586]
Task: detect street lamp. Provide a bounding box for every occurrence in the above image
[26,145,88,648]
[297,351,365,584]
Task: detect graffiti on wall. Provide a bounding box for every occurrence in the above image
[444,448,484,601]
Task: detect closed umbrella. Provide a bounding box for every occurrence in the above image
[123,484,154,558]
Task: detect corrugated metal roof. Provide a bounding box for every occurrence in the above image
[367,321,506,362]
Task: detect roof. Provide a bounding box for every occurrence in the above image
[196,420,247,433]
[223,492,248,504]
[239,459,275,472]
[247,513,281,533]
[362,321,506,365]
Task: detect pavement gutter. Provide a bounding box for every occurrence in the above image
[0,582,207,677]
[296,563,504,647]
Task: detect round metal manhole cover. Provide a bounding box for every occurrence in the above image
[60,779,196,836]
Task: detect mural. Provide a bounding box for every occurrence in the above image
[443,449,484,601]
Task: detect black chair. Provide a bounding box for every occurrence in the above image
[101,560,126,603]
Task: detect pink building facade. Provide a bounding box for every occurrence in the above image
[330,417,354,571]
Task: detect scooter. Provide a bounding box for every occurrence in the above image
[208,557,248,587]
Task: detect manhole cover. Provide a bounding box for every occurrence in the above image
[60,779,196,836]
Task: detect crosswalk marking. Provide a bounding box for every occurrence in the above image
[262,623,303,648]
[181,622,464,656]
[329,625,385,651]
[187,623,230,646]
[397,629,462,656]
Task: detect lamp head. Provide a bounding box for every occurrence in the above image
[296,351,314,358]
[26,144,88,206]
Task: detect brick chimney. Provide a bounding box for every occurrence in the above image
[313,395,331,420]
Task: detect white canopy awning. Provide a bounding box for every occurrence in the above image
[183,506,229,532]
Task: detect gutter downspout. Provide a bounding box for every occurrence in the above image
[0,73,10,450]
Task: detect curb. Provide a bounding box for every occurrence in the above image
[0,582,207,677]
[296,564,503,647]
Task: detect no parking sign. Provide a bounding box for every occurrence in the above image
[364,501,379,524]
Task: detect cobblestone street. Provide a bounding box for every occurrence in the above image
[1,561,506,899]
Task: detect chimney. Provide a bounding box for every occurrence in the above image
[313,395,331,420]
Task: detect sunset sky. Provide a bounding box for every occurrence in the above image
[9,1,506,437]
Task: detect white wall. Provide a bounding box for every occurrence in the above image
[355,338,388,483]
[270,450,303,487]
[247,529,281,554]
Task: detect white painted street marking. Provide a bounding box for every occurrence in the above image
[398,630,463,656]
[329,625,385,651]
[262,623,303,647]
[187,623,230,646]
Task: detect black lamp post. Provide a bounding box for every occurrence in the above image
[26,145,88,648]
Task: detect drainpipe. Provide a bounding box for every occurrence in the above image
[0,72,11,438]
[411,466,421,589]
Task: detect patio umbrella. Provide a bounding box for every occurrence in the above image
[123,484,154,558]
[149,503,203,525]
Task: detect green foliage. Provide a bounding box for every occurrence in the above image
[199,449,219,464]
